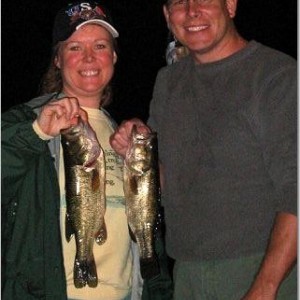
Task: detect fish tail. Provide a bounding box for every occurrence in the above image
[73,258,88,288]
[140,256,160,279]
[87,254,98,288]
[73,256,98,288]
[135,230,160,279]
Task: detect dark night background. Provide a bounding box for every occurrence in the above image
[1,0,297,124]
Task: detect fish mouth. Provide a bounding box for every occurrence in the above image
[82,159,98,172]
[126,160,151,175]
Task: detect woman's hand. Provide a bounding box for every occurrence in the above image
[36,97,88,137]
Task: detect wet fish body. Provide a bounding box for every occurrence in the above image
[61,119,106,288]
[123,125,160,279]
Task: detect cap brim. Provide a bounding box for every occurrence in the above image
[76,19,119,38]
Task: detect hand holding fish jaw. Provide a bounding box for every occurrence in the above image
[110,118,151,158]
[37,97,88,137]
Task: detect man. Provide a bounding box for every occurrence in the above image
[110,0,297,299]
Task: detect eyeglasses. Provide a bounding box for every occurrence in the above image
[167,0,212,11]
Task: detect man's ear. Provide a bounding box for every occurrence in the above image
[226,0,238,18]
[163,5,171,29]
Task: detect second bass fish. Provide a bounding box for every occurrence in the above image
[123,125,160,279]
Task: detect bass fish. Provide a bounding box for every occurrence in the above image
[123,125,160,279]
[61,118,106,288]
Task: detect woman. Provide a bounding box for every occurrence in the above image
[1,1,173,299]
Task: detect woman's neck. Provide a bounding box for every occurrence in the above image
[62,90,102,109]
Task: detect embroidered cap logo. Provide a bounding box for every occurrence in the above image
[66,3,107,26]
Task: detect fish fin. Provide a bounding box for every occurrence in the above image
[128,225,137,242]
[91,168,100,191]
[95,221,107,245]
[87,255,98,288]
[129,175,139,195]
[65,213,75,242]
[140,256,160,279]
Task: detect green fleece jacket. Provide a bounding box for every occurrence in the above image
[2,103,66,299]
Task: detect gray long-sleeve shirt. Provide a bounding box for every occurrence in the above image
[148,41,297,261]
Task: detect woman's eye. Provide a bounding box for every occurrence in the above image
[95,44,106,50]
[69,45,81,51]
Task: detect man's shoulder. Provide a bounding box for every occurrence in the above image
[156,55,192,84]
[253,41,296,68]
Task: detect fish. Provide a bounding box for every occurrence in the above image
[61,118,106,288]
[123,125,160,279]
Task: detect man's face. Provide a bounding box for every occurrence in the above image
[164,0,237,63]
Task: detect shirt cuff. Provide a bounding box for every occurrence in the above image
[32,120,54,140]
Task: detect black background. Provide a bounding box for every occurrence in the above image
[1,0,297,124]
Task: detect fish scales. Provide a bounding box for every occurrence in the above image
[124,125,160,279]
[61,118,106,288]
[125,166,157,258]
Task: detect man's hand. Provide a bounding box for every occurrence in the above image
[110,118,151,158]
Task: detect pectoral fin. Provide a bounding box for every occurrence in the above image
[95,221,107,245]
[65,212,75,242]
[129,175,139,195]
[128,224,137,242]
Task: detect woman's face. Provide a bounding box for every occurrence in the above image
[55,24,117,99]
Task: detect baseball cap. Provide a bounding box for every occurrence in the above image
[52,1,119,45]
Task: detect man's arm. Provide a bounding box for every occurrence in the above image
[242,212,297,299]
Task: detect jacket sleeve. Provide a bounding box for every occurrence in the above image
[1,104,67,299]
[1,104,52,204]
[257,65,297,215]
